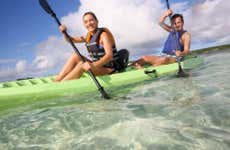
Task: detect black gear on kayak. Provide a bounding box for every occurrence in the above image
[85,28,129,72]
[114,49,129,72]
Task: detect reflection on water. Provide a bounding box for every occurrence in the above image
[0,51,230,150]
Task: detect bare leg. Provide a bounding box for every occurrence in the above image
[131,55,160,69]
[131,55,177,69]
[61,62,84,81]
[130,58,146,69]
[61,62,113,81]
[55,53,89,82]
[154,57,176,66]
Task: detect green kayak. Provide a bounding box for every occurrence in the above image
[0,55,203,109]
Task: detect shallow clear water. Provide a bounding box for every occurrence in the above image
[0,50,230,150]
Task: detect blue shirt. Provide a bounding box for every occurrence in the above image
[162,30,186,55]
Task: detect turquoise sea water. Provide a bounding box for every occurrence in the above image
[0,50,230,150]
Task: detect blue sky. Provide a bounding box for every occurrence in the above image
[0,0,79,62]
[0,0,229,81]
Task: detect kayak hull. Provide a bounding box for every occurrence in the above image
[0,55,203,111]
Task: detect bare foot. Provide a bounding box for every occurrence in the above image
[134,63,143,69]
[128,62,143,69]
[54,76,62,82]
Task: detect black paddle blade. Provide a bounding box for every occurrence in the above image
[166,0,170,9]
[99,87,110,99]
[175,57,189,77]
[39,0,55,16]
[177,66,189,78]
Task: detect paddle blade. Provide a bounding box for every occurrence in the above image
[98,87,110,99]
[177,67,189,78]
[166,0,170,9]
[39,0,55,16]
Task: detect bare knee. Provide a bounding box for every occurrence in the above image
[71,53,81,63]
[160,57,169,63]
[142,55,149,61]
[154,57,168,66]
[62,62,84,81]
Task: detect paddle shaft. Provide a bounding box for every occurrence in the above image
[39,0,110,99]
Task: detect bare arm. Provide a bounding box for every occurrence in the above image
[59,25,86,43]
[158,9,173,32]
[181,32,191,55]
[92,32,114,67]
[71,36,86,43]
[175,32,191,56]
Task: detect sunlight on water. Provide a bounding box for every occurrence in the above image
[0,51,230,149]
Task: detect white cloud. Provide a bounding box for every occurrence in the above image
[61,0,229,52]
[184,0,230,47]
[1,0,229,81]
[0,36,87,81]
[0,60,27,82]
[33,36,73,70]
[16,60,27,73]
[62,0,166,56]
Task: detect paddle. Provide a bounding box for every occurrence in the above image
[39,0,110,99]
[165,0,189,77]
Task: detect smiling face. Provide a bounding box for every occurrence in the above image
[173,17,184,31]
[83,13,98,32]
